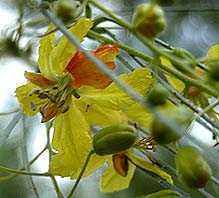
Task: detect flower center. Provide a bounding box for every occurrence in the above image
[29,74,80,122]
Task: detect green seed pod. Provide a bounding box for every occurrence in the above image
[132,3,166,38]
[93,124,136,156]
[54,0,82,24]
[147,84,169,106]
[151,107,193,145]
[175,146,212,189]
[207,59,219,81]
[145,189,180,198]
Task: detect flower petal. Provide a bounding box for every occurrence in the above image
[15,83,47,116]
[50,18,93,77]
[75,68,153,127]
[24,72,56,88]
[205,44,219,62]
[49,102,104,178]
[66,44,120,89]
[100,159,135,192]
[127,152,173,185]
[38,25,55,79]
[160,57,185,92]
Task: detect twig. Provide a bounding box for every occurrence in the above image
[0,165,50,177]
[67,150,94,198]
[0,108,20,116]
[21,116,40,198]
[46,122,64,198]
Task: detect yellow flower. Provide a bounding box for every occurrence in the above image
[15,17,172,192]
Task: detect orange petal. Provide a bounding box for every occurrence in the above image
[112,153,129,177]
[25,72,56,88]
[66,45,120,89]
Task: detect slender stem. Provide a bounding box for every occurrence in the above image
[21,116,40,198]
[0,147,47,182]
[50,175,64,198]
[0,108,20,116]
[0,165,50,177]
[41,6,218,165]
[42,8,146,107]
[197,100,219,118]
[88,30,217,97]
[132,57,219,132]
[46,122,64,198]
[89,0,201,79]
[88,28,219,132]
[67,150,95,198]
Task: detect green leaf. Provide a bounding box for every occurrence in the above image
[50,18,93,77]
[100,159,136,192]
[15,83,46,116]
[127,153,173,185]
[75,68,154,127]
[49,102,102,178]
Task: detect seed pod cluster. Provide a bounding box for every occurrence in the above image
[151,107,193,145]
[93,124,137,156]
[175,146,212,189]
[132,3,166,38]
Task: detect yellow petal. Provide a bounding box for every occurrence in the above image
[15,83,46,116]
[50,18,93,77]
[38,25,55,79]
[74,96,128,127]
[76,68,154,127]
[50,103,101,178]
[205,44,219,62]
[125,102,152,129]
[127,153,173,185]
[160,57,185,92]
[100,159,136,192]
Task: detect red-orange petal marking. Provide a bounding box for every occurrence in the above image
[66,45,120,89]
[25,72,56,88]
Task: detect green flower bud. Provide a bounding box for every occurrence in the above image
[151,107,192,145]
[54,0,82,24]
[93,124,136,156]
[175,146,212,189]
[207,59,219,82]
[132,3,166,38]
[147,84,169,106]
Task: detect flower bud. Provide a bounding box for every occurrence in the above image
[175,146,212,188]
[93,124,136,156]
[132,3,166,38]
[147,84,169,106]
[54,0,82,24]
[151,107,193,145]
